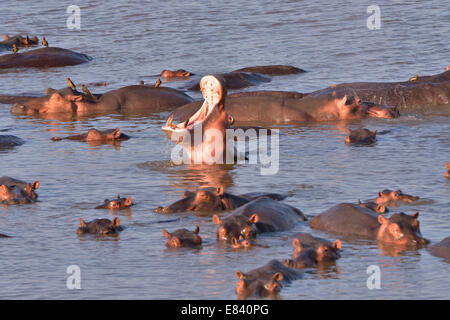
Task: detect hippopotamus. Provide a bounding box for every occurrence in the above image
[232,65,305,76]
[0,176,40,201]
[0,47,92,69]
[0,135,25,151]
[357,200,388,214]
[154,186,286,214]
[11,85,193,115]
[375,189,419,204]
[213,197,307,242]
[235,259,301,299]
[345,128,377,145]
[289,232,342,260]
[162,226,202,248]
[445,162,450,178]
[310,203,428,248]
[0,95,37,105]
[162,75,235,164]
[427,237,450,260]
[95,195,133,210]
[160,69,192,79]
[170,91,399,125]
[0,34,39,51]
[0,184,34,204]
[76,218,123,235]
[52,128,130,144]
[186,72,271,91]
[308,70,450,112]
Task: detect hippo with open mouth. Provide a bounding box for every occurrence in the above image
[162,75,235,164]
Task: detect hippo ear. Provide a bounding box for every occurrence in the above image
[354,95,361,105]
[32,181,40,190]
[113,128,121,139]
[337,95,348,107]
[78,218,86,227]
[212,215,221,225]
[411,212,419,219]
[45,88,57,96]
[377,215,388,225]
[357,199,362,205]
[333,239,342,250]
[216,186,224,196]
[68,94,83,102]
[194,226,200,234]
[292,238,302,251]
[112,217,120,228]
[248,214,259,225]
[377,205,386,213]
[272,272,283,281]
[235,271,246,280]
[232,237,239,247]
[162,229,171,239]
[378,192,383,197]
[125,196,132,206]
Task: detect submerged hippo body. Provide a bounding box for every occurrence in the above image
[0,47,92,69]
[186,72,271,91]
[0,135,25,151]
[310,203,428,247]
[171,91,398,124]
[235,259,301,299]
[0,176,40,202]
[427,237,450,260]
[163,226,202,248]
[213,197,307,241]
[52,128,129,143]
[11,85,193,115]
[76,218,123,235]
[154,186,286,214]
[309,70,450,112]
[232,65,305,76]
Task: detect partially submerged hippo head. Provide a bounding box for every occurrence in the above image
[162,226,202,248]
[377,212,429,247]
[235,270,283,299]
[345,128,377,144]
[358,200,387,213]
[375,189,419,204]
[160,69,191,79]
[291,237,341,261]
[162,75,234,163]
[213,213,259,241]
[95,195,133,210]
[76,217,123,235]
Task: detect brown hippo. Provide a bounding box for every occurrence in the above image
[52,128,130,143]
[289,232,342,260]
[162,75,234,164]
[95,195,133,210]
[160,69,192,79]
[0,176,40,201]
[213,197,307,242]
[0,47,92,69]
[235,259,302,299]
[0,135,25,151]
[154,186,285,214]
[0,95,37,105]
[357,200,387,214]
[232,65,305,76]
[308,70,450,112]
[0,34,39,51]
[310,203,428,248]
[170,91,399,125]
[0,184,31,204]
[345,128,377,145]
[375,189,419,204]
[186,72,271,91]
[162,226,202,248]
[427,237,450,260]
[11,85,193,115]
[76,218,123,235]
[445,162,450,178]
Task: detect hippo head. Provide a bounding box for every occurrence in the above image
[235,271,282,299]
[377,212,429,247]
[375,189,419,204]
[76,217,122,235]
[291,238,341,262]
[160,69,191,79]
[162,75,234,164]
[162,226,202,248]
[333,95,399,119]
[107,196,133,209]
[11,88,97,115]
[213,213,259,241]
[86,128,122,141]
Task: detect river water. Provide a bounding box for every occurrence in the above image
[0,0,449,299]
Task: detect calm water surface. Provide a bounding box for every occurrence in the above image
[0,0,449,299]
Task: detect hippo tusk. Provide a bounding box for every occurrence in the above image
[166,114,173,127]
[182,118,189,128]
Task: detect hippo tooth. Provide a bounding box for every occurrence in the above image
[165,114,173,128]
[182,118,189,128]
